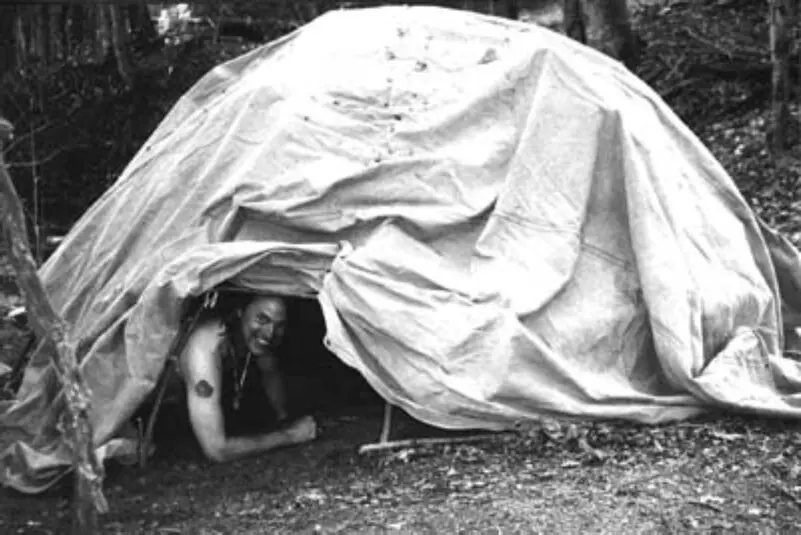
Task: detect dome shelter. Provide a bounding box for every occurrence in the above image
[3,5,801,494]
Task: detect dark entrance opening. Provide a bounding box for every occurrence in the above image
[146,295,383,448]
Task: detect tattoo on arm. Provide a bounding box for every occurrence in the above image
[194,379,214,398]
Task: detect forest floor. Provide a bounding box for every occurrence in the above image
[2,1,801,533]
[1,405,801,534]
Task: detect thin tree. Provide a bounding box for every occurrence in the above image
[38,4,50,64]
[769,0,796,155]
[94,4,112,64]
[0,5,18,81]
[107,4,135,86]
[0,120,109,534]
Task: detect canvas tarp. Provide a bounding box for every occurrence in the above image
[4,5,801,494]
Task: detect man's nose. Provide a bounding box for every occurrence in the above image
[260,324,274,338]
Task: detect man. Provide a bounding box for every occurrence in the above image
[180,294,317,462]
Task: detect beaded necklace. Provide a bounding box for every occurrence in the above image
[220,316,252,411]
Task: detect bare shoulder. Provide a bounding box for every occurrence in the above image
[180,319,225,374]
[190,319,225,344]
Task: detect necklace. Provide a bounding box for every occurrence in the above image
[232,349,252,411]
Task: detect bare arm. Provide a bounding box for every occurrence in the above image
[255,353,288,422]
[180,322,313,463]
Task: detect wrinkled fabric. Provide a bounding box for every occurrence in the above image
[3,5,801,494]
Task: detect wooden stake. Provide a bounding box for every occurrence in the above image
[358,432,516,454]
[379,402,393,443]
[0,120,107,533]
[140,298,205,467]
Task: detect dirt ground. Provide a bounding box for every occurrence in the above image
[1,403,801,534]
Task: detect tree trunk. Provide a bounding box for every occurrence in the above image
[71,4,85,61]
[94,4,112,65]
[60,4,72,59]
[24,8,37,61]
[108,4,135,87]
[564,0,587,43]
[0,5,18,86]
[38,4,50,64]
[0,124,109,535]
[15,9,27,67]
[14,5,30,67]
[564,0,642,70]
[49,4,62,60]
[507,0,520,20]
[128,0,158,43]
[769,0,794,154]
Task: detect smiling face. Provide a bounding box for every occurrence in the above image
[240,296,287,356]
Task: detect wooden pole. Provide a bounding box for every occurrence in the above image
[358,432,517,454]
[380,402,393,443]
[0,118,108,533]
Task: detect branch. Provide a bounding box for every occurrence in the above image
[681,26,736,60]
[685,53,800,88]
[7,147,64,169]
[1,120,56,156]
[358,432,516,454]
[0,134,108,533]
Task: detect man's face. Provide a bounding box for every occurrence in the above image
[240,296,287,356]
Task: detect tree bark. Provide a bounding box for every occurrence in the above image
[94,4,112,65]
[0,5,18,86]
[71,4,86,61]
[15,9,28,67]
[507,0,520,20]
[49,4,62,60]
[769,0,794,154]
[108,4,135,87]
[38,4,50,64]
[128,0,158,43]
[564,0,642,70]
[0,123,109,534]
[564,0,587,43]
[60,4,72,59]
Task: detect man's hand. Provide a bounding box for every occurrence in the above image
[280,415,318,444]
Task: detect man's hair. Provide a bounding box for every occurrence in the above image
[196,290,254,326]
[200,290,287,343]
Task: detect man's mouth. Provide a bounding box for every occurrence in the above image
[253,337,271,350]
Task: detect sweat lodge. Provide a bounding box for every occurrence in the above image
[3,5,801,494]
